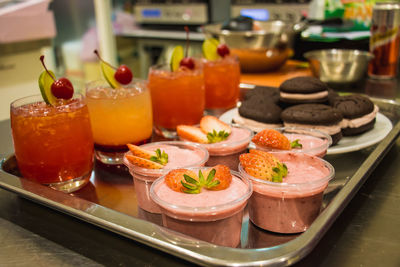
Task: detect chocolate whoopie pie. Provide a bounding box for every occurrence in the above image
[331,95,378,136]
[279,76,329,104]
[281,104,343,145]
[244,86,280,103]
[233,96,282,132]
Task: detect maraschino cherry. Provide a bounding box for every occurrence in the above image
[179,26,195,70]
[40,55,74,100]
[94,50,133,85]
[217,44,230,58]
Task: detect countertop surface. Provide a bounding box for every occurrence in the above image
[1,73,400,266]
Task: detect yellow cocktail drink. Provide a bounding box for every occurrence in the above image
[86,79,153,164]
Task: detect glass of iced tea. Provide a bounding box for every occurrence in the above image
[203,55,240,114]
[10,94,94,193]
[85,79,153,165]
[148,63,205,138]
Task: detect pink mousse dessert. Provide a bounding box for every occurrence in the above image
[239,151,334,233]
[123,141,209,213]
[177,116,253,171]
[150,166,252,247]
[253,127,332,158]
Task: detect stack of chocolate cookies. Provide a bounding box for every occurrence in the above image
[233,76,378,146]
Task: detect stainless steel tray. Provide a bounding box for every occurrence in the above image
[1,96,400,267]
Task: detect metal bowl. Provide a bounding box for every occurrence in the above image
[203,20,304,73]
[304,49,374,83]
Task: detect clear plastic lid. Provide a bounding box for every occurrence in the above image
[150,167,253,221]
[239,152,335,198]
[253,127,332,157]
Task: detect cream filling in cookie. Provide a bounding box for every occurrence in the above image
[233,113,282,133]
[340,105,379,129]
[283,122,342,135]
[280,91,328,100]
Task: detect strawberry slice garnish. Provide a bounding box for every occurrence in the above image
[127,144,155,160]
[200,116,232,134]
[127,144,168,166]
[165,169,198,192]
[252,129,296,150]
[177,125,209,143]
[239,150,287,183]
[164,165,232,193]
[200,116,232,143]
[125,154,164,169]
[203,164,232,191]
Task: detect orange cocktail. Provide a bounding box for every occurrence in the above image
[86,79,153,164]
[203,55,240,110]
[10,94,94,192]
[148,64,205,137]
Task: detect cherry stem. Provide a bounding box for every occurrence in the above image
[40,55,56,82]
[94,50,117,70]
[184,26,190,58]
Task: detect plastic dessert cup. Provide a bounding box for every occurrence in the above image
[86,79,153,165]
[202,125,253,171]
[10,94,94,193]
[150,167,252,247]
[148,63,205,138]
[239,152,335,233]
[254,127,332,158]
[203,55,240,114]
[123,141,209,213]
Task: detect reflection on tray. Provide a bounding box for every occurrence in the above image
[1,156,312,249]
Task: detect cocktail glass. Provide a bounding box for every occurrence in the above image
[203,55,240,115]
[148,63,205,138]
[85,79,153,165]
[10,94,94,193]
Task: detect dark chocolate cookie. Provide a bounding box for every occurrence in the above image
[244,86,280,103]
[331,95,374,119]
[327,89,339,105]
[280,76,328,94]
[281,104,343,125]
[239,96,282,124]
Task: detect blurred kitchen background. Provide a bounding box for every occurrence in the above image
[0,0,396,121]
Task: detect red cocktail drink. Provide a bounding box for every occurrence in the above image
[148,64,205,137]
[203,55,240,111]
[10,94,94,192]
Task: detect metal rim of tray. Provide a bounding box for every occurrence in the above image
[0,97,399,266]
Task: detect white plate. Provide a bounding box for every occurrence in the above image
[219,108,393,155]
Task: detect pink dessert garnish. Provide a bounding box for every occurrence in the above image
[125,144,168,169]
